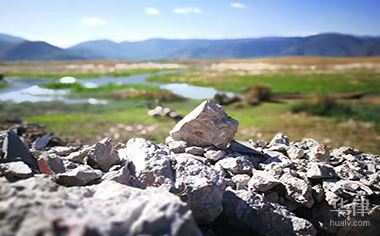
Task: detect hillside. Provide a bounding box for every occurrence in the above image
[0,33,380,60]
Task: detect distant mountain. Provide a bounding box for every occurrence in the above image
[0,33,25,44]
[67,39,125,59]
[0,34,83,60]
[1,33,380,60]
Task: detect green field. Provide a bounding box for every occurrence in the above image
[148,71,380,94]
[4,68,170,79]
[1,58,379,153]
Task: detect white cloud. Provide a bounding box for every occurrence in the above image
[80,16,107,27]
[173,8,203,15]
[145,8,160,16]
[230,2,246,9]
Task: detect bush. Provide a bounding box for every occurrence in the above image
[243,86,272,105]
[291,94,380,131]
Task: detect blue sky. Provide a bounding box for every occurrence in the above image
[1,0,379,47]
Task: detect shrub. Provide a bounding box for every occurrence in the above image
[243,86,272,105]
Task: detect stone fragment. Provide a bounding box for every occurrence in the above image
[280,173,315,208]
[48,146,80,156]
[118,138,174,188]
[32,133,63,150]
[54,165,103,186]
[306,163,336,179]
[265,191,279,203]
[101,164,141,187]
[166,136,187,153]
[37,153,65,175]
[204,150,225,162]
[173,154,226,225]
[231,174,250,190]
[170,100,238,149]
[216,156,254,175]
[64,146,92,164]
[312,184,325,202]
[248,170,281,193]
[228,140,261,155]
[325,191,340,206]
[334,164,362,180]
[268,133,289,151]
[0,177,201,236]
[330,146,362,157]
[1,130,38,172]
[287,146,305,159]
[87,138,121,171]
[262,150,290,164]
[0,161,33,179]
[185,146,205,156]
[220,189,317,236]
[308,144,330,162]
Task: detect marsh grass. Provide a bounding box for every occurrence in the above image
[292,95,380,131]
[148,71,380,94]
[5,68,168,79]
[0,83,7,90]
[41,81,181,100]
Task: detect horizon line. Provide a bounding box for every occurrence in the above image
[2,32,380,49]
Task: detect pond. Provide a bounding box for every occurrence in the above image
[0,72,219,104]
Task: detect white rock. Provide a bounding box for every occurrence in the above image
[204,150,225,162]
[216,156,254,175]
[0,161,33,179]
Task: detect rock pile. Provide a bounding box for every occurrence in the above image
[148,105,183,121]
[1,100,380,236]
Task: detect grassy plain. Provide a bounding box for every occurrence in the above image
[1,57,379,153]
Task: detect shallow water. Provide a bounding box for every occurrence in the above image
[0,72,217,104]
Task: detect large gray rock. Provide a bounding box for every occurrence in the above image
[173,153,226,225]
[220,189,317,236]
[1,130,38,172]
[118,138,174,188]
[54,164,103,186]
[0,177,202,236]
[280,173,315,208]
[170,100,238,149]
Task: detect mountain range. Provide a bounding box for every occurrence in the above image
[1,33,380,61]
